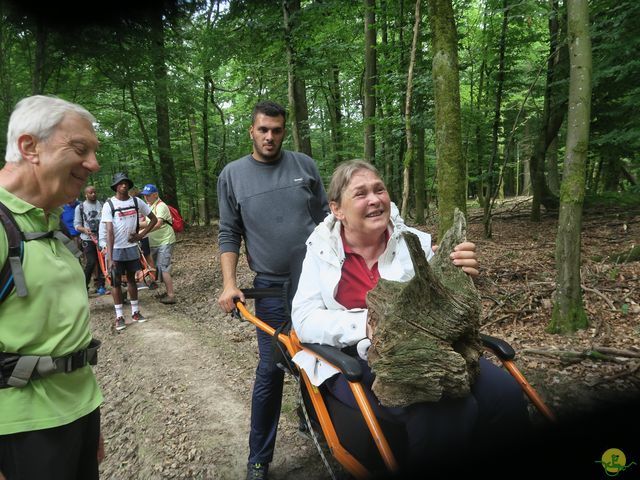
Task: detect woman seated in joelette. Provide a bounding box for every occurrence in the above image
[291,159,530,468]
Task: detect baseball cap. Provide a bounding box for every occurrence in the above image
[141,184,158,195]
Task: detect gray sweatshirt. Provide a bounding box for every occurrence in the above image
[217,151,329,279]
[74,199,103,241]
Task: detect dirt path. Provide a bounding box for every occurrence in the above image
[92,288,328,479]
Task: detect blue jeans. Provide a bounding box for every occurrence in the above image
[248,277,287,465]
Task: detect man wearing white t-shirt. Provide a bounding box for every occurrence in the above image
[102,172,157,331]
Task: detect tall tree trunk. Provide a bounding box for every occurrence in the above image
[327,64,343,167]
[32,18,47,95]
[209,80,227,219]
[549,0,592,334]
[602,155,623,191]
[188,113,204,225]
[128,83,159,185]
[414,125,427,222]
[427,0,466,238]
[151,9,178,207]
[530,0,563,221]
[401,0,421,219]
[283,0,312,156]
[473,3,490,207]
[546,134,560,195]
[202,74,212,224]
[363,0,377,163]
[482,0,509,238]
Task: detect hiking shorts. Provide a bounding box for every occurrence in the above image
[151,243,174,275]
[111,259,141,286]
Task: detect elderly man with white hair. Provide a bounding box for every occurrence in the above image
[0,95,104,480]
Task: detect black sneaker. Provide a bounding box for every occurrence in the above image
[115,316,126,331]
[132,311,146,323]
[246,463,269,480]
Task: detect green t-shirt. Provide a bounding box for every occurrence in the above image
[148,199,176,248]
[0,186,102,435]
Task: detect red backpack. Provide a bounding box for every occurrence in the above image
[156,201,184,233]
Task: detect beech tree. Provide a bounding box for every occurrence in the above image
[363,0,377,163]
[427,0,466,237]
[549,0,592,334]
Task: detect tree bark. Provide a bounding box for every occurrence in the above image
[283,0,312,157]
[188,113,203,225]
[400,0,421,219]
[202,74,212,224]
[414,125,427,223]
[32,18,47,95]
[427,0,466,238]
[549,0,592,334]
[363,0,377,163]
[367,210,482,406]
[151,9,178,207]
[546,134,560,195]
[482,0,509,238]
[327,64,343,167]
[530,0,564,221]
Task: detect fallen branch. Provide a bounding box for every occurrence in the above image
[586,362,640,387]
[482,313,514,327]
[581,284,617,311]
[592,346,640,359]
[523,348,617,362]
[523,346,640,362]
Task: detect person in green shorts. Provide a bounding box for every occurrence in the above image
[0,95,104,479]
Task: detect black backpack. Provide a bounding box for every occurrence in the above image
[107,196,140,232]
[0,201,81,304]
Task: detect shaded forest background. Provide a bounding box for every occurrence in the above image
[0,0,638,335]
[0,0,637,221]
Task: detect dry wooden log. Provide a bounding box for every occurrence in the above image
[366,209,482,407]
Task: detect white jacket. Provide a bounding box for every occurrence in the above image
[291,202,433,384]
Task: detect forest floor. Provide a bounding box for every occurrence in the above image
[92,199,640,479]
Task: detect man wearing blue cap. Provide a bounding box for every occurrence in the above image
[140,183,177,304]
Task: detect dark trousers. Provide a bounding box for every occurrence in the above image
[0,408,100,480]
[82,240,104,289]
[325,357,529,466]
[248,277,287,465]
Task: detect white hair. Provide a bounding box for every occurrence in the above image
[5,95,96,163]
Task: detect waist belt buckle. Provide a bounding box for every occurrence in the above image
[0,355,19,387]
[63,350,86,373]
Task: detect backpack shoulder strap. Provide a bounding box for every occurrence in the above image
[155,200,172,225]
[107,197,140,233]
[132,196,140,232]
[0,201,27,300]
[0,202,81,304]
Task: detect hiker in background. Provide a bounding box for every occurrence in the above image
[102,172,157,331]
[130,186,156,291]
[62,197,81,249]
[0,94,104,480]
[140,183,177,304]
[74,185,106,295]
[217,100,329,480]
